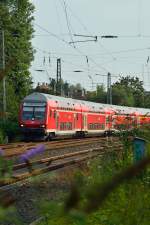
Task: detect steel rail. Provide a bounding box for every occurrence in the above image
[4,137,120,158]
[13,144,123,171]
[2,136,117,151]
[0,155,102,186]
[0,145,123,188]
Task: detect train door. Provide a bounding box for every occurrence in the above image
[82,114,87,130]
[105,115,110,130]
[48,108,55,130]
[74,113,77,130]
[84,114,87,130]
[112,114,116,130]
[56,111,59,130]
[109,115,113,129]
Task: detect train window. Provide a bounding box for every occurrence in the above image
[64,122,72,130]
[106,116,110,123]
[69,122,72,130]
[54,110,56,118]
[49,110,52,117]
[66,122,69,130]
[66,122,69,129]
[60,122,65,130]
[22,106,33,120]
[96,123,99,129]
[33,107,45,121]
[76,113,79,120]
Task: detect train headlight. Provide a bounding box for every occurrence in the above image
[40,125,45,128]
[20,124,24,127]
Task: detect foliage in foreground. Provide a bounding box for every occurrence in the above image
[0,119,20,143]
[0,127,150,224]
[39,157,150,225]
[38,128,150,225]
[0,0,34,121]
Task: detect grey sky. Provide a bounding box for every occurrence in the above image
[31,0,150,90]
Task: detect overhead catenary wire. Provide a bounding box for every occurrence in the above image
[91,47,150,56]
[34,46,147,80]
[34,23,109,73]
[34,47,148,77]
[32,1,150,91]
[34,46,91,72]
[31,46,150,58]
[137,0,142,36]
[33,46,109,87]
[62,1,116,61]
[52,0,63,37]
[61,0,76,48]
[34,33,150,39]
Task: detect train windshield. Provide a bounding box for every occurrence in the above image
[22,106,46,121]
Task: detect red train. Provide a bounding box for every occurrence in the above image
[19,92,150,140]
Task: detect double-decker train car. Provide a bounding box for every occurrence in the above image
[19,92,150,140]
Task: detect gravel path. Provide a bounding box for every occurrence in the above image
[1,170,71,225]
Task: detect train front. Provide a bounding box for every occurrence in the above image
[19,93,47,140]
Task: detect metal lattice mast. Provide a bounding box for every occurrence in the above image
[56,58,62,95]
[0,30,6,117]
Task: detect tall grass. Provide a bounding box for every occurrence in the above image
[0,126,150,224]
[38,127,150,225]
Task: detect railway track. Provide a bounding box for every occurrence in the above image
[1,136,119,158]
[0,140,123,188]
[0,137,123,224]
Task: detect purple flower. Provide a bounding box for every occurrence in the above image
[19,144,45,163]
[0,148,4,157]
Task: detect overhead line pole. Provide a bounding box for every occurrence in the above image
[96,73,115,104]
[107,72,112,105]
[56,58,62,96]
[0,30,6,118]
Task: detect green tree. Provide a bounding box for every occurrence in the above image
[86,84,106,103]
[0,0,34,119]
[112,85,134,106]
[113,76,144,107]
[63,81,69,97]
[144,91,150,108]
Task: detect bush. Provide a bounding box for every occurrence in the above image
[0,120,20,142]
[0,129,4,144]
[38,126,150,225]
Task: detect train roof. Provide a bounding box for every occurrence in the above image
[23,92,150,115]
